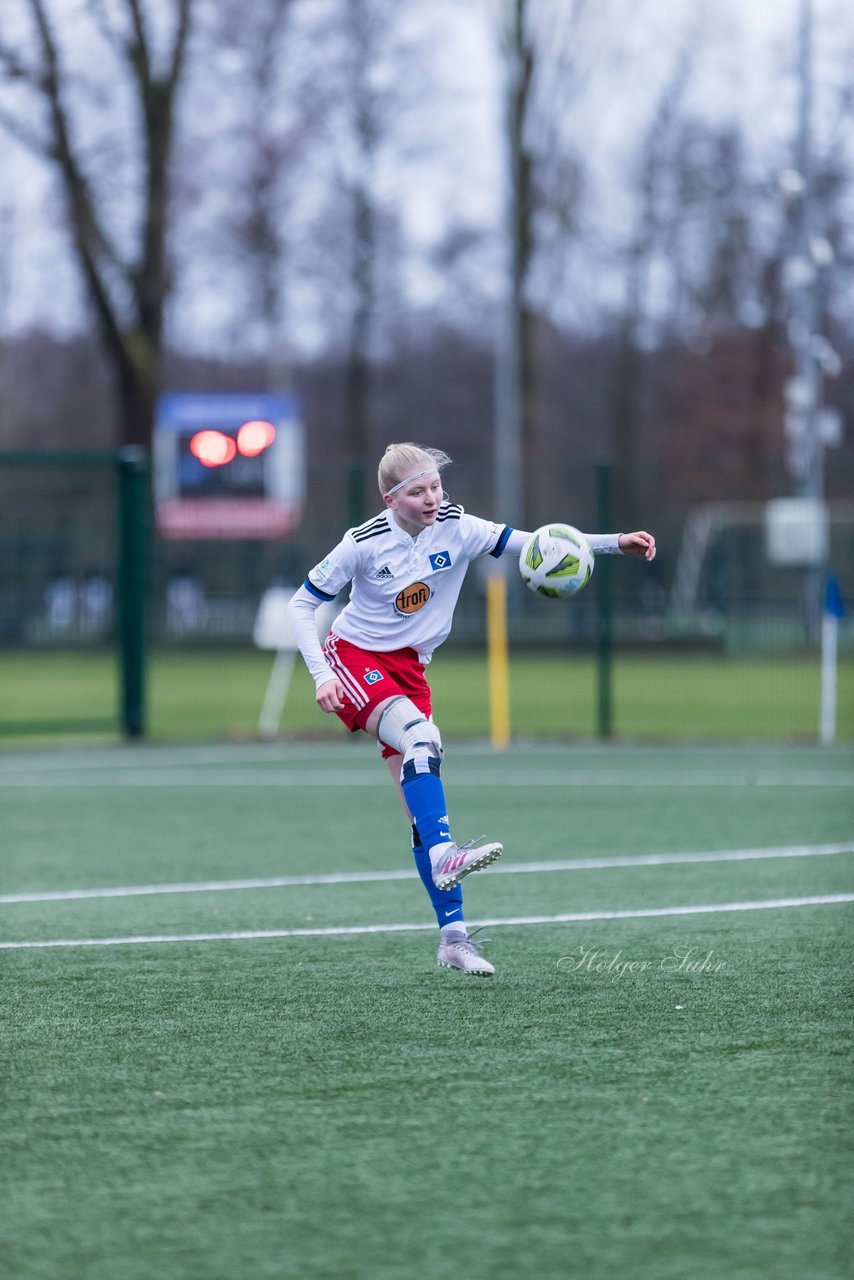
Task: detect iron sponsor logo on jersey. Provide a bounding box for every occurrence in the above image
[394,581,431,615]
[312,557,332,583]
[428,550,452,572]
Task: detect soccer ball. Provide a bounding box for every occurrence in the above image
[519,524,594,598]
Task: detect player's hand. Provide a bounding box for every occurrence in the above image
[619,531,656,560]
[316,679,345,713]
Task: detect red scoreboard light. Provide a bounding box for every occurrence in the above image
[190,430,238,467]
[237,420,276,457]
[154,394,304,539]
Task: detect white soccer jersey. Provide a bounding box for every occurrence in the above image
[289,505,623,690]
[303,502,510,663]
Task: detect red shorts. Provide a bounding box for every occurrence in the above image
[322,633,432,759]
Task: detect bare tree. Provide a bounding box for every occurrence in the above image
[0,0,193,450]
[232,0,295,388]
[198,0,336,387]
[299,0,424,522]
[608,37,697,527]
[495,0,595,523]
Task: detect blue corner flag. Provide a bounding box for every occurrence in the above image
[824,576,844,620]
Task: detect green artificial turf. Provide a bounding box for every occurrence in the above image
[2,742,853,1279]
[3,916,852,1280]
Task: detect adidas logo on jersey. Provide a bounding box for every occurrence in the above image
[374,565,394,579]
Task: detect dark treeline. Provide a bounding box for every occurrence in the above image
[3,319,852,548]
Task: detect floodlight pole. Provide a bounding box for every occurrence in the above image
[794,0,821,505]
[494,0,525,531]
[487,0,526,753]
[792,0,826,642]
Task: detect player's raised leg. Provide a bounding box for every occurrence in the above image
[383,753,495,976]
[369,695,502,889]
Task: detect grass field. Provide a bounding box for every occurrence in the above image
[1,648,852,742]
[3,740,853,1280]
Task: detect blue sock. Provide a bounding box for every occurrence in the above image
[411,824,464,929]
[400,762,452,853]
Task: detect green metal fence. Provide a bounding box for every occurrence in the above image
[0,449,149,737]
[1,451,851,742]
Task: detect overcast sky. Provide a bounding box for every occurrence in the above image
[0,0,850,352]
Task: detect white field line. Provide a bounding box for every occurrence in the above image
[3,842,853,905]
[0,739,850,770]
[0,741,819,772]
[1,894,851,950]
[0,743,504,772]
[0,769,851,788]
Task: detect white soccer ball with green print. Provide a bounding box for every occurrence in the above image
[519,524,594,598]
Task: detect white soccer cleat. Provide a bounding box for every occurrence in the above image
[437,928,495,977]
[431,839,503,891]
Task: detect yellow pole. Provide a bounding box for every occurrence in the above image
[486,570,511,750]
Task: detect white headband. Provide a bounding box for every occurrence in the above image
[385,468,439,497]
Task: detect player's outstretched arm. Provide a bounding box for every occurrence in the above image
[618,531,656,560]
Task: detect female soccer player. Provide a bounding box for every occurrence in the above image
[287,443,655,976]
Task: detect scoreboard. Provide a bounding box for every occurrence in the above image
[154,393,304,539]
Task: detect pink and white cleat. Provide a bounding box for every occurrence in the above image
[430,839,503,891]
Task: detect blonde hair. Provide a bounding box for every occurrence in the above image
[377,443,452,496]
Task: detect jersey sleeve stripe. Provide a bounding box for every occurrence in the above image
[352,525,389,543]
[304,577,336,601]
[351,514,388,541]
[489,525,514,557]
